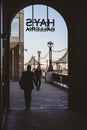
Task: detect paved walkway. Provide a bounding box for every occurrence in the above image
[3,78,87,130]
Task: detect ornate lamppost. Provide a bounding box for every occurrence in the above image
[37,51,41,65]
[47,41,54,71]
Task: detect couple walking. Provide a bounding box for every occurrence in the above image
[19,64,42,110]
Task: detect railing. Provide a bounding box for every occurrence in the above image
[52,73,68,88]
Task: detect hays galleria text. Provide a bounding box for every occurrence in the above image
[26,18,55,32]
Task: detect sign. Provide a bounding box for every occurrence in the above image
[26,18,55,32]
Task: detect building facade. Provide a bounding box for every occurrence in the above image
[10,10,24,81]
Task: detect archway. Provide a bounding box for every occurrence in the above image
[10,4,68,110]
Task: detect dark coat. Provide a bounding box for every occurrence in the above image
[35,68,42,80]
[20,70,34,91]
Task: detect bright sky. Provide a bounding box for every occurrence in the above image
[24,5,68,63]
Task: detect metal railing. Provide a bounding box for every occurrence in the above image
[52,73,68,88]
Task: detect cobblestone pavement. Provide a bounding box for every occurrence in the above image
[3,78,87,130]
[10,78,68,110]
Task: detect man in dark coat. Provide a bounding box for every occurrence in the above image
[20,65,35,110]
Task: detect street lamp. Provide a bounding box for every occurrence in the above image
[47,41,54,71]
[37,51,41,65]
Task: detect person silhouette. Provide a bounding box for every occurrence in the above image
[20,65,35,110]
[34,64,42,90]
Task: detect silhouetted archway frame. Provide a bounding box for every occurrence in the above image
[5,0,74,114]
[1,4,87,130]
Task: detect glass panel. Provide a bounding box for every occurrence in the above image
[34,5,47,19]
[24,5,32,31]
[48,7,56,28]
[34,5,47,27]
[11,18,19,37]
[24,5,32,19]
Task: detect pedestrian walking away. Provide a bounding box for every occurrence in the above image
[19,65,36,110]
[34,64,42,91]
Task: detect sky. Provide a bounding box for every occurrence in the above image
[24,5,68,63]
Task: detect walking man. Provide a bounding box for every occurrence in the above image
[20,65,35,110]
